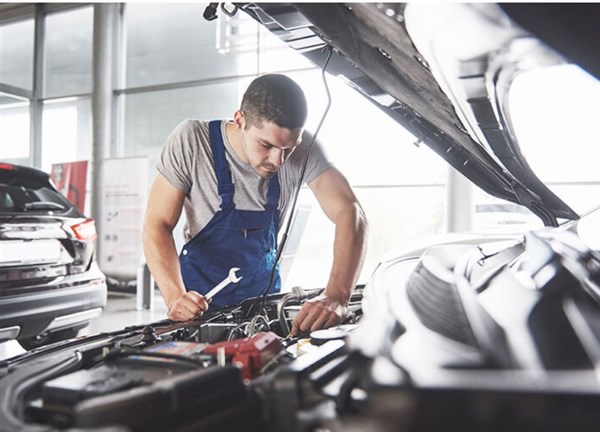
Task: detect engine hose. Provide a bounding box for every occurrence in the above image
[277,286,307,335]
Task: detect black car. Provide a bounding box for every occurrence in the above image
[0,4,598,432]
[0,163,107,349]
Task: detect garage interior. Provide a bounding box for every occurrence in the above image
[1,3,599,432]
[0,3,484,347]
[1,2,599,352]
[0,1,598,336]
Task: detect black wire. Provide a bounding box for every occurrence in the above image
[259,45,335,306]
[119,348,207,367]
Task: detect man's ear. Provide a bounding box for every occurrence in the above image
[233,110,245,131]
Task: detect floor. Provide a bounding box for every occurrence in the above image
[0,289,168,361]
[80,289,168,335]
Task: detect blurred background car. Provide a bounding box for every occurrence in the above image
[0,163,106,349]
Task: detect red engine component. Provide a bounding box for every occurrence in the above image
[203,332,283,380]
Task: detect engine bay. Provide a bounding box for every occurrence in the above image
[1,217,599,432]
[1,288,363,431]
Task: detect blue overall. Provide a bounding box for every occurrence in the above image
[179,120,281,308]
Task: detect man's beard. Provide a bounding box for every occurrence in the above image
[255,163,278,178]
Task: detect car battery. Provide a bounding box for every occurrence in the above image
[41,342,207,411]
[37,341,248,429]
[142,340,207,358]
[203,332,283,380]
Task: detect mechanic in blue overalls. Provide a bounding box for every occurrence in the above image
[143,74,367,335]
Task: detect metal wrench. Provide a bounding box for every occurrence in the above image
[204,267,243,300]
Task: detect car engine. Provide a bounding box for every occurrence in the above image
[0,288,363,432]
[1,217,599,432]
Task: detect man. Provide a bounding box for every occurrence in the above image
[143,74,367,335]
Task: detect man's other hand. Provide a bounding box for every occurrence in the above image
[167,291,210,321]
[290,293,349,336]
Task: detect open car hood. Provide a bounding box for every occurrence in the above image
[240,3,600,226]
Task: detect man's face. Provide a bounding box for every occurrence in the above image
[237,113,303,179]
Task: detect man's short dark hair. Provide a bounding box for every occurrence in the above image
[240,74,307,130]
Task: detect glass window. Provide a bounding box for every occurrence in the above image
[0,98,30,160]
[509,64,600,215]
[283,186,446,288]
[288,70,447,186]
[41,98,92,174]
[472,189,543,234]
[0,18,34,91]
[44,7,93,98]
[0,183,73,215]
[124,3,258,88]
[119,79,252,161]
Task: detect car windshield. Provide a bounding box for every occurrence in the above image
[508,64,600,216]
[0,184,72,214]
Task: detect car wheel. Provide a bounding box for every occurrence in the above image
[18,328,79,351]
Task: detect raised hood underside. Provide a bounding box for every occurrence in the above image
[240,3,600,226]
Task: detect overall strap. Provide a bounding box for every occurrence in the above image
[208,120,235,210]
[265,174,280,210]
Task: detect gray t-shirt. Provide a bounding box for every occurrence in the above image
[157,119,332,242]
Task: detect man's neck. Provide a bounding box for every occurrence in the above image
[225,121,247,163]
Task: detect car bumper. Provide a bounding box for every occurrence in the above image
[0,278,107,341]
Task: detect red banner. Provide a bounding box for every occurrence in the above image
[50,160,88,213]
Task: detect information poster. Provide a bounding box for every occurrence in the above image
[50,160,88,213]
[98,157,150,280]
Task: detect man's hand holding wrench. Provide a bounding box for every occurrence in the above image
[204,267,242,300]
[166,268,243,321]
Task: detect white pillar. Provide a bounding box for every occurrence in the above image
[445,166,473,232]
[91,4,117,263]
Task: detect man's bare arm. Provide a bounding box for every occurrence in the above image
[291,167,368,334]
[142,174,208,321]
